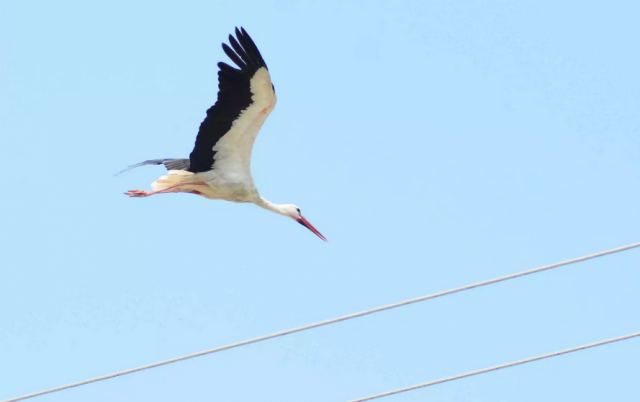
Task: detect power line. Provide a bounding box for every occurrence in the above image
[350,331,640,402]
[4,241,640,402]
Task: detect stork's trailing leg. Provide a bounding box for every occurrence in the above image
[124,188,191,197]
[124,176,206,197]
[125,185,204,197]
[124,185,185,197]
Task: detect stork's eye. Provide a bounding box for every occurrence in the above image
[296,208,301,214]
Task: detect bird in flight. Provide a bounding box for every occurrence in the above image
[121,27,326,241]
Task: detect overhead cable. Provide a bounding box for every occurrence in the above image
[350,331,640,401]
[4,241,640,402]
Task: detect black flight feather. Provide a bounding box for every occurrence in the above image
[188,27,270,173]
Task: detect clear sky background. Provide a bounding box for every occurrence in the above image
[1,1,639,401]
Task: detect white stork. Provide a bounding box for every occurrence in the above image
[122,27,326,241]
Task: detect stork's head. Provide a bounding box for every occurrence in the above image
[280,204,327,241]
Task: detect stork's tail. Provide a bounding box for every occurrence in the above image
[115,158,190,176]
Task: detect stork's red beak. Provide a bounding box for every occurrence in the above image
[296,216,327,241]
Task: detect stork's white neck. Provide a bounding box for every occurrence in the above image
[255,197,294,217]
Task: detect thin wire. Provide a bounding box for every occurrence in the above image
[350,331,640,402]
[4,242,640,402]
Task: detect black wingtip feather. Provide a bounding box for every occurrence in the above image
[220,27,268,75]
[237,28,267,68]
[228,34,253,70]
[222,43,246,69]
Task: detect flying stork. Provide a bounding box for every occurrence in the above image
[121,27,326,241]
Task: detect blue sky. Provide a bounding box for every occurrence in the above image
[1,1,639,401]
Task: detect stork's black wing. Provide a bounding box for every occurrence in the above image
[188,27,276,173]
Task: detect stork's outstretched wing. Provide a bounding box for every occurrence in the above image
[188,27,277,176]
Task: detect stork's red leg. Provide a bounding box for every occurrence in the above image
[125,181,207,198]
